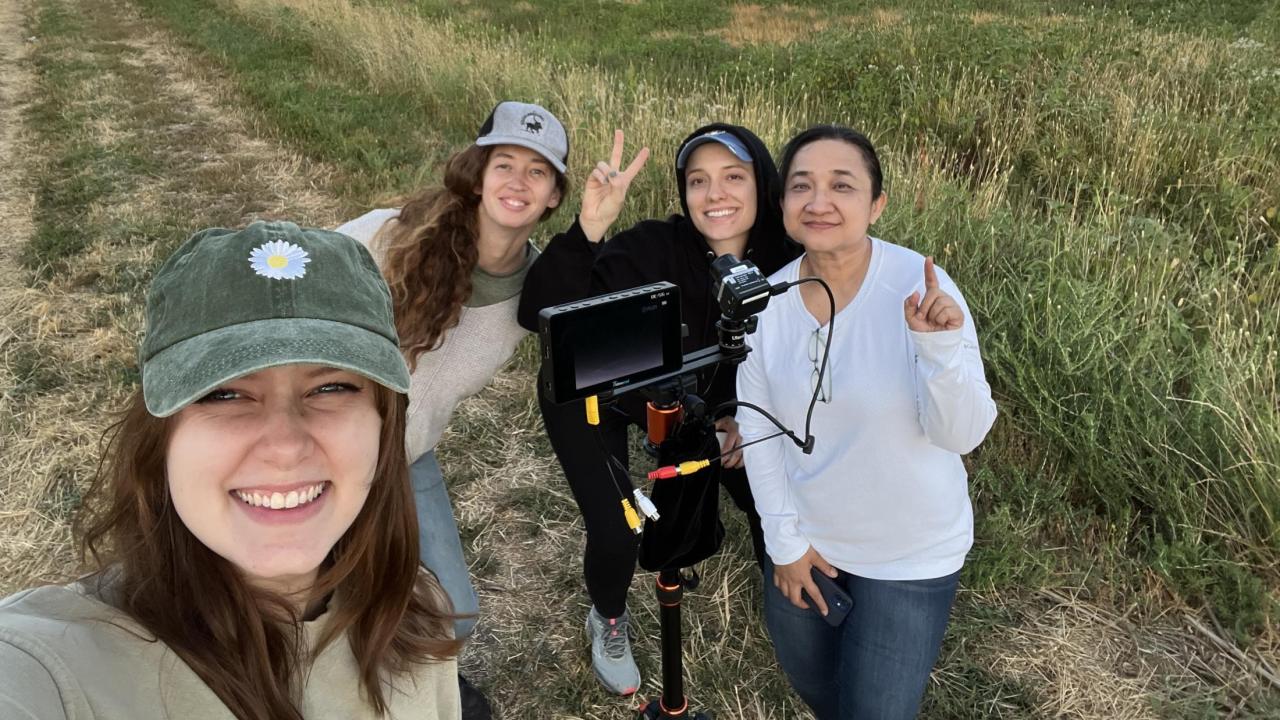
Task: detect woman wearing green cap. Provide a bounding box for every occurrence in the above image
[0,222,462,719]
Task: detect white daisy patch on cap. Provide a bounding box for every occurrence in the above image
[249,240,310,280]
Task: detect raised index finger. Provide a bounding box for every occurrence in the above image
[610,129,624,170]
[924,256,939,290]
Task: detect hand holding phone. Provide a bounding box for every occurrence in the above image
[802,568,853,627]
[773,547,853,626]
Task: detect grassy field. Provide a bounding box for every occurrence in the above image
[2,0,1278,717]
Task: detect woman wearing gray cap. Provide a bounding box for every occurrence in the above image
[335,101,646,712]
[0,222,461,720]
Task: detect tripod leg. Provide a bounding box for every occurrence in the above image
[636,571,711,719]
[657,570,685,711]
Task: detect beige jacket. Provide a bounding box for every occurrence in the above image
[0,583,460,720]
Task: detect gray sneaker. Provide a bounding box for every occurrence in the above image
[585,606,641,695]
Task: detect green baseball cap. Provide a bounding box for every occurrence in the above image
[140,221,411,417]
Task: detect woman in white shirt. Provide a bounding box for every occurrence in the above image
[737,125,997,719]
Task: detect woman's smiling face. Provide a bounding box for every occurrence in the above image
[165,363,382,595]
[782,138,886,255]
[685,142,758,253]
[477,144,562,233]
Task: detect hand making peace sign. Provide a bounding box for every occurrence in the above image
[904,256,965,332]
[579,129,650,244]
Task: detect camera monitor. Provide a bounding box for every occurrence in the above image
[539,282,684,404]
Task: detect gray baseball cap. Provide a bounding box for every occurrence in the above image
[474,101,569,174]
[139,221,411,417]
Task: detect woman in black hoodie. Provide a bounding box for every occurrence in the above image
[518,123,797,695]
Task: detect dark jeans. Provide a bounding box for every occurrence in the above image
[763,557,959,720]
[539,383,765,619]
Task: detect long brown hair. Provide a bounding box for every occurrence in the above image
[376,144,567,369]
[77,384,461,720]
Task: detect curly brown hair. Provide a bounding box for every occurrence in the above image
[375,144,568,369]
[77,385,461,720]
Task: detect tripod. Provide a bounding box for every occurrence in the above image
[635,388,716,720]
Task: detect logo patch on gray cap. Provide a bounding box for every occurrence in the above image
[522,113,545,134]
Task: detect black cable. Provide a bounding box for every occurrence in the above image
[713,275,835,454]
[792,276,837,452]
[589,409,791,483]
[591,423,636,496]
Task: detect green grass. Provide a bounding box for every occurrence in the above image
[117,0,481,199]
[146,0,1277,657]
[15,0,1280,714]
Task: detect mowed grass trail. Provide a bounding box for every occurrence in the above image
[2,0,1278,717]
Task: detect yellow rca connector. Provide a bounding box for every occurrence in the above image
[648,459,712,481]
[677,459,711,475]
[621,498,643,534]
[585,395,600,426]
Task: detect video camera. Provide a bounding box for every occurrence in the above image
[537,254,773,405]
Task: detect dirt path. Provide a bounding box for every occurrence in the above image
[0,0,35,301]
[0,0,46,587]
[0,0,346,592]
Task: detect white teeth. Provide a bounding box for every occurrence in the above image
[706,208,735,218]
[236,482,326,510]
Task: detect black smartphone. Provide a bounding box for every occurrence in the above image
[802,568,853,627]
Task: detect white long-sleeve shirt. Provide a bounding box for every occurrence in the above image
[737,238,997,580]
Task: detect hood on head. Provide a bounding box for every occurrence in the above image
[674,123,794,275]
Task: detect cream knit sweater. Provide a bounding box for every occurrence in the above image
[336,209,535,463]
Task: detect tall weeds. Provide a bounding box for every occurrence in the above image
[162,0,1278,639]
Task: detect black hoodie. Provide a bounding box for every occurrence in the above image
[518,123,799,409]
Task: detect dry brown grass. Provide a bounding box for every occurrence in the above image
[988,588,1280,718]
[5,0,1277,716]
[0,0,344,595]
[714,4,828,48]
[869,8,904,27]
[711,4,907,48]
[0,0,70,593]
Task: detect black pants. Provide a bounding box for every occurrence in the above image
[538,383,766,619]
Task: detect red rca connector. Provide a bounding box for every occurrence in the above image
[647,459,711,481]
